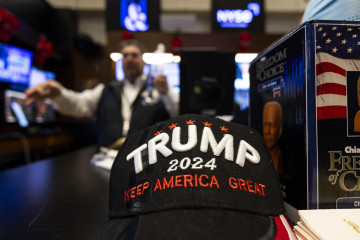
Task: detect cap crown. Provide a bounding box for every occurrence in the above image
[109,114,285,218]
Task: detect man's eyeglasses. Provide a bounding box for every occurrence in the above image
[122,52,142,59]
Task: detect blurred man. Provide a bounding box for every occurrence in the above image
[263,101,283,175]
[25,39,179,148]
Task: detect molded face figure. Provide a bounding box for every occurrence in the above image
[263,101,283,150]
[358,77,360,107]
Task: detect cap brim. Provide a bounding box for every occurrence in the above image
[102,209,285,240]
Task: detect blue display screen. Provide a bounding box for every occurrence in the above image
[216,3,261,29]
[212,0,264,32]
[116,60,180,93]
[107,0,159,31]
[0,43,33,85]
[29,66,56,88]
[120,0,149,31]
[234,62,251,110]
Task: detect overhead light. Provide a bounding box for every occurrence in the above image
[112,52,256,64]
[110,52,178,64]
[173,55,181,63]
[235,53,257,63]
[110,52,122,62]
[143,53,174,64]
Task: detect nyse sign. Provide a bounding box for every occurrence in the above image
[216,3,261,28]
[212,1,264,32]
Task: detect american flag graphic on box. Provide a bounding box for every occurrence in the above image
[250,20,360,210]
[315,23,360,119]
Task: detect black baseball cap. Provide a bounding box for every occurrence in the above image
[102,114,296,240]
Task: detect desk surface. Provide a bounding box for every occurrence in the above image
[0,145,110,240]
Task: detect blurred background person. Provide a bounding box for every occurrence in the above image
[25,39,179,149]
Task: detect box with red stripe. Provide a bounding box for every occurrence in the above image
[249,20,360,212]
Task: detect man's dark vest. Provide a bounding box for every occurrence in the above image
[96,80,170,147]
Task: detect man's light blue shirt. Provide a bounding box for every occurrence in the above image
[302,0,360,23]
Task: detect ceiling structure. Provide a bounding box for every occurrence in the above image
[45,0,310,45]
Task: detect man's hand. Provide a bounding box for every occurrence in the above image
[25,80,62,105]
[153,75,169,95]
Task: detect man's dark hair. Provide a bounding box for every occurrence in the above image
[119,39,146,54]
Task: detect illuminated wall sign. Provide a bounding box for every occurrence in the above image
[120,0,149,31]
[212,0,264,32]
[217,3,260,28]
[106,0,159,31]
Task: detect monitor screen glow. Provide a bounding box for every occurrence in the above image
[234,62,251,110]
[106,0,160,31]
[29,66,56,88]
[211,0,264,32]
[0,43,33,85]
[115,60,180,93]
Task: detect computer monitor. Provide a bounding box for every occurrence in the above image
[233,53,257,111]
[0,43,33,85]
[234,61,251,111]
[179,50,236,116]
[115,59,180,93]
[4,89,56,127]
[29,66,56,88]
[106,0,160,31]
[115,53,252,114]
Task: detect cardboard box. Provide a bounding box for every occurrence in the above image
[249,20,360,210]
